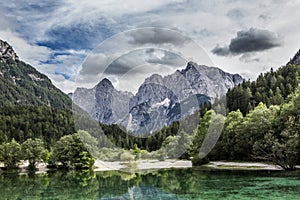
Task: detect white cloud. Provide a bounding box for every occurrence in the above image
[48,73,76,94]
[0,29,51,67]
[0,0,299,93]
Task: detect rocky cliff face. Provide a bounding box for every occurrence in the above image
[288,49,300,65]
[93,78,133,124]
[72,62,243,134]
[72,78,133,125]
[133,61,243,103]
[0,40,19,61]
[125,62,243,133]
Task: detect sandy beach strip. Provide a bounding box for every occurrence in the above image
[207,161,284,170]
[94,159,192,171]
[2,160,298,173]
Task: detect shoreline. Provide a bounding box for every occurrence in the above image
[206,161,284,170]
[2,160,298,174]
[93,159,192,172]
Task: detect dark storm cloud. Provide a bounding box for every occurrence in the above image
[105,59,133,75]
[104,50,146,76]
[105,49,186,76]
[129,28,188,46]
[211,45,230,56]
[229,28,281,53]
[212,28,282,56]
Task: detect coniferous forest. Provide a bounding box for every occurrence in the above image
[0,48,300,170]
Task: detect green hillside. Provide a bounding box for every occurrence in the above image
[0,40,75,146]
[0,57,72,109]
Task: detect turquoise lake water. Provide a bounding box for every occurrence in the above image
[1,167,300,199]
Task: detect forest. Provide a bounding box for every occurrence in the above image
[0,61,300,170]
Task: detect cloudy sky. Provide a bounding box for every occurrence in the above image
[0,0,299,93]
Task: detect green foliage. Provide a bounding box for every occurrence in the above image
[191,110,215,156]
[0,58,72,109]
[51,132,96,169]
[156,151,167,161]
[100,122,180,152]
[0,105,76,146]
[217,109,244,160]
[253,86,300,170]
[21,138,47,168]
[42,149,51,164]
[226,64,300,115]
[132,144,141,160]
[191,153,209,166]
[0,48,299,171]
[98,148,123,161]
[0,139,22,168]
[236,103,278,160]
[75,151,95,169]
[205,84,300,170]
[99,104,209,152]
[133,144,141,154]
[253,131,299,170]
[77,130,99,158]
[120,152,135,162]
[160,131,192,159]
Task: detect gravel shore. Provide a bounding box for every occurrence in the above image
[2,160,295,174]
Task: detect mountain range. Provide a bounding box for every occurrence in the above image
[72,61,243,134]
[1,38,299,139]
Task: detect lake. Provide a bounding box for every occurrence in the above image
[1,167,300,199]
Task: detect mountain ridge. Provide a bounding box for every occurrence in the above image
[73,61,244,134]
[0,39,72,109]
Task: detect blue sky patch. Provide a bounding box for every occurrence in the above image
[54,71,71,80]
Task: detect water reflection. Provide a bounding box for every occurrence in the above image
[100,186,183,200]
[1,168,300,199]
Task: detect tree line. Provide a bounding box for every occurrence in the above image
[191,85,300,170]
[226,64,300,115]
[0,130,95,170]
[0,105,75,146]
[1,61,299,171]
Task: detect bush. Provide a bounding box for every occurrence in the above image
[149,150,166,161]
[120,152,135,162]
[50,133,95,169]
[0,139,22,169]
[140,150,150,159]
[191,154,209,166]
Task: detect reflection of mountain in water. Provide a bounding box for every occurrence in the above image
[101,185,184,200]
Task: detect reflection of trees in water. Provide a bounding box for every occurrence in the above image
[98,168,206,199]
[0,170,99,200]
[0,168,213,199]
[0,171,49,199]
[42,170,99,199]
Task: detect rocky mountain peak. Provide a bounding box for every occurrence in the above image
[287,49,300,65]
[73,61,244,134]
[97,78,113,89]
[186,61,199,69]
[0,40,19,61]
[144,74,163,85]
